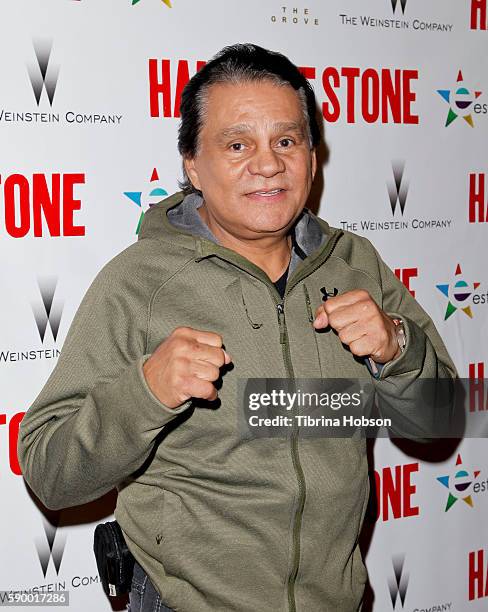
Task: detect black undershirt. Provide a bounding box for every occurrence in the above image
[273,264,290,299]
[272,224,307,299]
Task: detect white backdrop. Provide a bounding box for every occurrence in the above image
[1,1,487,610]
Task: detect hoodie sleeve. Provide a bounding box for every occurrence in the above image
[368,248,459,440]
[375,252,457,380]
[17,253,193,511]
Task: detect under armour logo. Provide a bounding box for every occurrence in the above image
[320,287,338,302]
[156,533,163,545]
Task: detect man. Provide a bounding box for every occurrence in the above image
[18,44,456,611]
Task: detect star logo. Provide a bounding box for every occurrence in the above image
[436,264,480,320]
[437,454,480,511]
[132,0,172,6]
[124,168,168,233]
[437,70,482,127]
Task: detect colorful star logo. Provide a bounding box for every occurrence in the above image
[132,0,172,6]
[124,168,168,234]
[437,454,480,511]
[436,264,480,320]
[437,70,482,127]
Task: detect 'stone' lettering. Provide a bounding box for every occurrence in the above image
[1,174,85,237]
[321,67,418,124]
[374,463,420,521]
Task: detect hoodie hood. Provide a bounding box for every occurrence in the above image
[139,191,330,281]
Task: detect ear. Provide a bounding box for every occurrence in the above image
[311,148,317,181]
[183,156,202,191]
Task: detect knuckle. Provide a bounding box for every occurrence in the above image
[211,332,224,346]
[351,342,364,356]
[209,365,220,380]
[202,381,216,399]
[186,338,200,352]
[179,354,192,371]
[348,339,358,354]
[176,374,191,396]
[361,303,370,315]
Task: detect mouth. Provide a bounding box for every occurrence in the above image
[246,188,286,197]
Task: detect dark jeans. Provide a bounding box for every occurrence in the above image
[127,561,174,612]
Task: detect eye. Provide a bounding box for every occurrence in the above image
[230,142,245,152]
[278,138,295,148]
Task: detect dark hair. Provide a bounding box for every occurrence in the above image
[177,43,321,196]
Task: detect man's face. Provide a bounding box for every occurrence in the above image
[184,80,317,241]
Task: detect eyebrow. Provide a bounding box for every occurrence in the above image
[216,121,306,141]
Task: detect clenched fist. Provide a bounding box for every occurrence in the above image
[312,289,401,364]
[142,326,232,409]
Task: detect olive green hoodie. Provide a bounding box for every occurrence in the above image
[18,192,456,611]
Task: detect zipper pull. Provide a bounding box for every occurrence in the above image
[276,302,286,344]
[302,284,315,323]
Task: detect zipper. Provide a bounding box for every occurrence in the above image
[198,228,343,612]
[274,232,342,612]
[276,298,305,612]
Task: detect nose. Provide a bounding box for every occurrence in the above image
[247,144,286,178]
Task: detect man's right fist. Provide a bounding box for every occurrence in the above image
[142,326,232,409]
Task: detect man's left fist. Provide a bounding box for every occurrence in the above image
[313,289,402,364]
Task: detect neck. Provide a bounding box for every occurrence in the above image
[197,204,293,283]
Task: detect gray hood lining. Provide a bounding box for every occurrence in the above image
[167,193,327,279]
